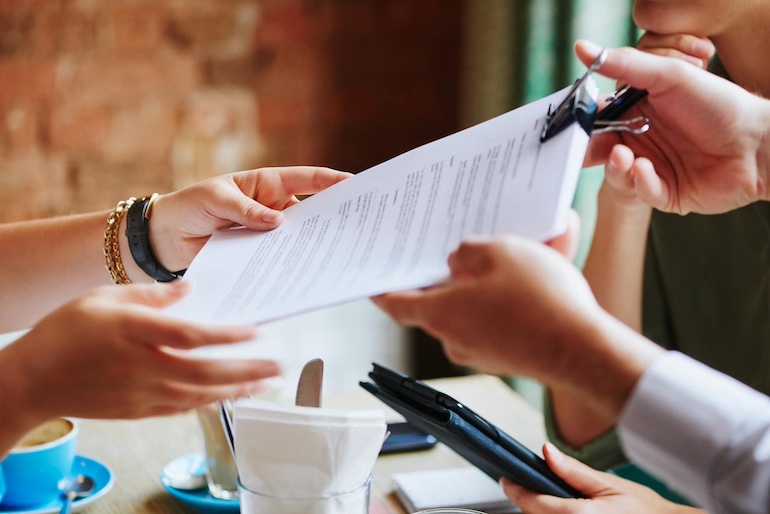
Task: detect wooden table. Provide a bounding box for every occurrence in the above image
[77,375,547,513]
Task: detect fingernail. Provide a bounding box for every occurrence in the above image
[683,56,707,69]
[544,442,564,462]
[691,39,715,57]
[578,39,604,57]
[262,210,282,223]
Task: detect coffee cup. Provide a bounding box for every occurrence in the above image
[0,417,78,509]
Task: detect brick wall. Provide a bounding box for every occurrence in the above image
[0,0,465,222]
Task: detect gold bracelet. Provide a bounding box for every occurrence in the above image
[103,197,136,285]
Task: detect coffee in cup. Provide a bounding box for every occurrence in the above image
[0,417,78,508]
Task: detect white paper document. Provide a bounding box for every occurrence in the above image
[168,85,592,325]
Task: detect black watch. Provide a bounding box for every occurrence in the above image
[125,195,186,282]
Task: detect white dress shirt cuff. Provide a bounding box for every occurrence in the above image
[618,351,770,514]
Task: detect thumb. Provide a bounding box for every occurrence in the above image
[542,442,613,497]
[215,186,285,231]
[447,239,495,279]
[546,209,581,261]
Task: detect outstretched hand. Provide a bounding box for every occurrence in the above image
[0,281,279,445]
[373,213,604,380]
[502,443,704,514]
[149,166,352,272]
[581,40,770,215]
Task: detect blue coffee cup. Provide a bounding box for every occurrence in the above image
[0,418,78,509]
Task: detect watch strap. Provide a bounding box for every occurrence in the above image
[125,195,185,282]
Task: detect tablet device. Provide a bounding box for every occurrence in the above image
[360,363,583,499]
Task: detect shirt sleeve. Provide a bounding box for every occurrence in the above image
[618,351,770,514]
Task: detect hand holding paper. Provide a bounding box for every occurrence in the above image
[167,84,595,325]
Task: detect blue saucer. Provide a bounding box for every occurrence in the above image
[0,455,114,513]
[161,455,239,514]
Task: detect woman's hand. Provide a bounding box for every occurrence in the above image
[502,443,704,514]
[1,281,279,438]
[148,166,352,273]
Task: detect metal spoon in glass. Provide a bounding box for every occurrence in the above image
[58,474,95,514]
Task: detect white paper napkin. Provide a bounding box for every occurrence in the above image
[233,398,386,498]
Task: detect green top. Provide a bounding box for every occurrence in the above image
[545,202,770,470]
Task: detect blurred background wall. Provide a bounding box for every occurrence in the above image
[0,0,465,220]
[0,0,637,396]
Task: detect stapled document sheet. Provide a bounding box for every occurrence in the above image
[167,83,594,325]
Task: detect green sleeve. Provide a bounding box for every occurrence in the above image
[542,389,628,471]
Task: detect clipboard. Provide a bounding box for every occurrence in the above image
[540,48,650,143]
[360,363,584,499]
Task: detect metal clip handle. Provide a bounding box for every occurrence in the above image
[592,116,650,136]
[540,49,607,142]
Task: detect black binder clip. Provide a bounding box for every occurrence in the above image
[540,49,651,143]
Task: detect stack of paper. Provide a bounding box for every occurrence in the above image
[392,467,522,514]
[167,84,593,326]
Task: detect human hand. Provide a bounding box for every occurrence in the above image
[581,40,770,214]
[374,212,662,417]
[502,443,703,514]
[374,215,599,379]
[599,33,715,211]
[148,166,352,272]
[2,281,279,427]
[636,32,714,70]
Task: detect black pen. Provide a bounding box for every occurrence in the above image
[596,84,648,121]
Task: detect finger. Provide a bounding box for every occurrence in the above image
[546,209,580,261]
[92,280,193,308]
[209,184,286,232]
[240,166,352,198]
[637,32,715,60]
[541,442,613,497]
[575,40,692,94]
[631,157,672,211]
[146,379,273,414]
[227,167,351,231]
[584,130,622,168]
[604,144,636,191]
[156,353,282,386]
[371,290,430,326]
[275,166,353,195]
[120,310,257,351]
[501,479,574,514]
[447,240,495,278]
[637,47,708,69]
